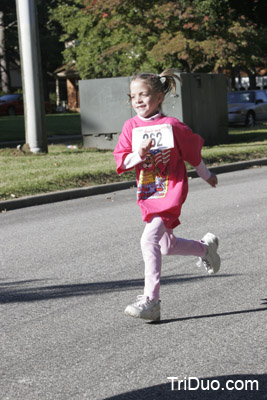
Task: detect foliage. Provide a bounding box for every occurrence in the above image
[0,1,73,93]
[51,0,267,83]
[0,0,20,90]
[37,1,67,76]
[1,0,267,93]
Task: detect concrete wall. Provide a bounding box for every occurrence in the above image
[79,73,228,149]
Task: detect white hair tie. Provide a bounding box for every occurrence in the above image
[160,77,166,84]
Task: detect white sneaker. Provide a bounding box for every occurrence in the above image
[124,295,161,321]
[197,232,221,274]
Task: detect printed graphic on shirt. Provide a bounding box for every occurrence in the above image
[132,124,174,152]
[137,148,171,200]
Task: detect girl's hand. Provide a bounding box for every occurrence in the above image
[138,138,153,158]
[206,173,218,187]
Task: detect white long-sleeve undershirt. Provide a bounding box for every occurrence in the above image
[122,152,211,181]
[194,159,212,181]
[122,151,145,170]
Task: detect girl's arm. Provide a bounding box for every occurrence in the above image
[113,123,133,174]
[122,151,145,170]
[121,138,153,170]
[195,159,218,187]
[114,120,154,173]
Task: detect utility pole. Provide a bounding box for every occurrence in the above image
[16,0,47,153]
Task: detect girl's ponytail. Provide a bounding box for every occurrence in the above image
[130,68,180,97]
[159,68,181,96]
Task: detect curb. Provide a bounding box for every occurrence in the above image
[1,158,267,212]
[0,181,137,212]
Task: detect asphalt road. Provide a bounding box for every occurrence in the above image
[0,167,267,400]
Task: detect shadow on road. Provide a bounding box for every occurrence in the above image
[0,277,266,323]
[0,274,233,303]
[103,373,267,400]
[149,303,267,325]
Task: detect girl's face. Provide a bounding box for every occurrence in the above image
[130,80,164,119]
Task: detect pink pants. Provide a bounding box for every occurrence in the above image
[140,216,207,300]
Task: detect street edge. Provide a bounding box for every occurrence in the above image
[1,158,267,212]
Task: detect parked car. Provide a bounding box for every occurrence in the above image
[228,90,267,127]
[0,93,51,116]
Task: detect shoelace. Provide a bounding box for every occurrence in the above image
[135,295,150,307]
[196,257,212,272]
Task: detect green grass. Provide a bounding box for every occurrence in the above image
[0,113,81,142]
[1,124,267,201]
[202,125,267,164]
[0,145,135,200]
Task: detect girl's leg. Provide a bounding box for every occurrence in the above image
[159,230,220,275]
[160,230,207,257]
[140,216,166,301]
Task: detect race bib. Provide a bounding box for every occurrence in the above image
[132,124,174,152]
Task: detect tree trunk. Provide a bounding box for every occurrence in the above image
[246,69,257,90]
[0,11,10,93]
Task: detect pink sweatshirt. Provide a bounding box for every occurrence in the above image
[113,114,204,229]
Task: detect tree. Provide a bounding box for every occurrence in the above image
[0,1,20,92]
[0,0,70,96]
[36,0,69,100]
[0,10,9,93]
[228,0,267,88]
[144,0,267,88]
[51,0,158,78]
[52,0,267,89]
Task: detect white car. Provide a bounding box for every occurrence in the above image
[228,90,267,127]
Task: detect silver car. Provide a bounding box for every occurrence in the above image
[228,90,267,127]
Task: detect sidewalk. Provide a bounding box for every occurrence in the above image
[1,158,267,212]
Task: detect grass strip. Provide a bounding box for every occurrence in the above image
[1,125,267,201]
[0,113,81,142]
